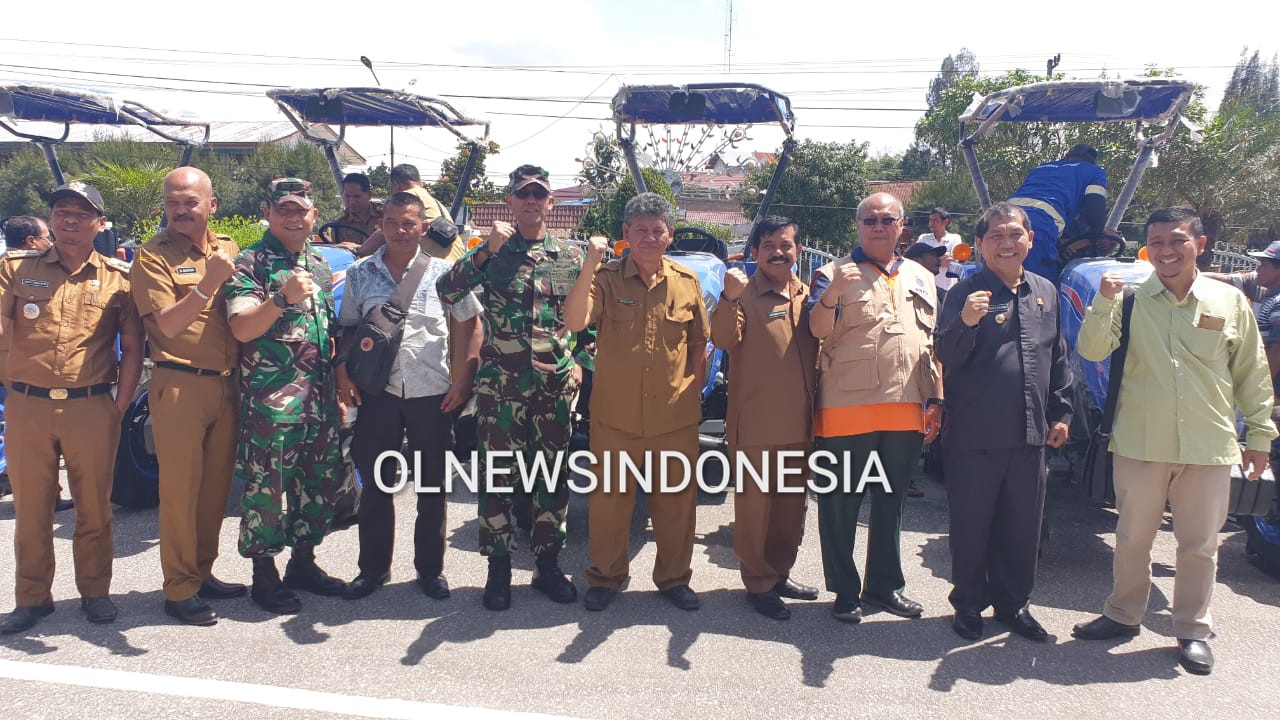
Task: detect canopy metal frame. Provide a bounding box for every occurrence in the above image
[268,88,490,221]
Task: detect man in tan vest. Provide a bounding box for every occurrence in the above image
[808,192,943,624]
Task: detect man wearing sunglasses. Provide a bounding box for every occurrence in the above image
[225,178,348,614]
[437,164,590,611]
[807,192,943,624]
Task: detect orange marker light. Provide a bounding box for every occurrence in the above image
[468,235,484,249]
[613,240,629,254]
[952,243,973,262]
[1137,246,1149,261]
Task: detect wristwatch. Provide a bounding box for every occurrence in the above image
[272,291,290,309]
[926,397,945,410]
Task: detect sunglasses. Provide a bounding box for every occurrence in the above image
[514,187,550,200]
[860,216,901,227]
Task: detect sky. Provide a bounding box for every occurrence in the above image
[1,0,1274,190]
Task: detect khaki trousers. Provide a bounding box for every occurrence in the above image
[585,421,699,591]
[7,392,120,605]
[1103,455,1231,640]
[150,368,239,601]
[731,443,809,593]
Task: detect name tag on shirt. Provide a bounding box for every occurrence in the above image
[617,298,637,306]
[767,309,788,320]
[176,266,198,275]
[20,278,48,287]
[1196,312,1226,331]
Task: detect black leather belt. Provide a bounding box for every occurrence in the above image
[10,382,112,400]
[154,361,233,377]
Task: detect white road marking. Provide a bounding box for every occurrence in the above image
[0,659,581,720]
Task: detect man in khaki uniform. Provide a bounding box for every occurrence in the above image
[357,164,466,263]
[566,192,709,612]
[0,217,53,386]
[131,167,244,626]
[711,215,820,621]
[327,172,382,252]
[0,182,144,634]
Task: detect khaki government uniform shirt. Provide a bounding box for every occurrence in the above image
[0,247,142,387]
[587,255,710,436]
[1078,271,1277,464]
[710,273,817,447]
[130,229,239,372]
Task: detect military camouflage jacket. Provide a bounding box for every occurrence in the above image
[437,231,594,400]
[225,231,338,424]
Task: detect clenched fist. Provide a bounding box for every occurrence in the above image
[827,263,862,298]
[722,267,749,301]
[961,290,992,327]
[586,235,609,263]
[281,269,314,305]
[1098,272,1125,300]
[487,220,516,254]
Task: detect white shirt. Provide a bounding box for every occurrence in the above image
[918,232,963,291]
[338,248,482,399]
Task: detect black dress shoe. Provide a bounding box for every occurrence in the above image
[660,585,700,611]
[995,606,1048,641]
[832,595,862,623]
[199,576,248,600]
[417,575,450,600]
[953,610,984,640]
[1177,639,1214,675]
[81,596,117,624]
[861,591,923,618]
[0,604,54,634]
[164,596,217,626]
[748,591,791,620]
[1071,614,1140,640]
[584,587,617,612]
[54,498,75,512]
[343,572,390,600]
[773,578,819,601]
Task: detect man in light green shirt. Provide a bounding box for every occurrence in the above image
[1071,207,1276,676]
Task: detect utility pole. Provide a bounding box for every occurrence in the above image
[360,56,394,168]
[1046,54,1061,78]
[724,0,734,74]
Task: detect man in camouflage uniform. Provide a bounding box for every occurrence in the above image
[437,164,590,611]
[225,178,347,614]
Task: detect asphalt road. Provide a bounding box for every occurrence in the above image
[1,465,1277,720]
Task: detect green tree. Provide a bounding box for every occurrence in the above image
[211,141,341,220]
[76,159,169,238]
[578,168,674,240]
[366,162,391,196]
[1221,47,1280,113]
[908,173,982,240]
[927,49,980,111]
[0,149,56,218]
[739,140,870,253]
[431,140,501,206]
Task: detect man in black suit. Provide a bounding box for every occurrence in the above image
[934,202,1073,642]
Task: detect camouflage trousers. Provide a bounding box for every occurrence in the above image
[476,383,574,558]
[237,412,342,558]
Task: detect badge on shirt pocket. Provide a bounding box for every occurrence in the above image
[1196,312,1226,331]
[767,309,788,320]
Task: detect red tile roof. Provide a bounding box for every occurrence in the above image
[868,181,927,209]
[467,203,589,230]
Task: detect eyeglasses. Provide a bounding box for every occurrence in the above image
[514,187,550,200]
[860,216,901,227]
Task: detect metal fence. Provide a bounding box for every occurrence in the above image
[1211,242,1259,273]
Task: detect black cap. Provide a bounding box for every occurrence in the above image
[49,181,106,215]
[904,241,946,259]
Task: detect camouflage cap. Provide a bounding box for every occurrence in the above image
[49,181,106,215]
[507,165,551,194]
[269,177,315,209]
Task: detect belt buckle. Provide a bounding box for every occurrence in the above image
[48,388,68,400]
[220,369,232,377]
